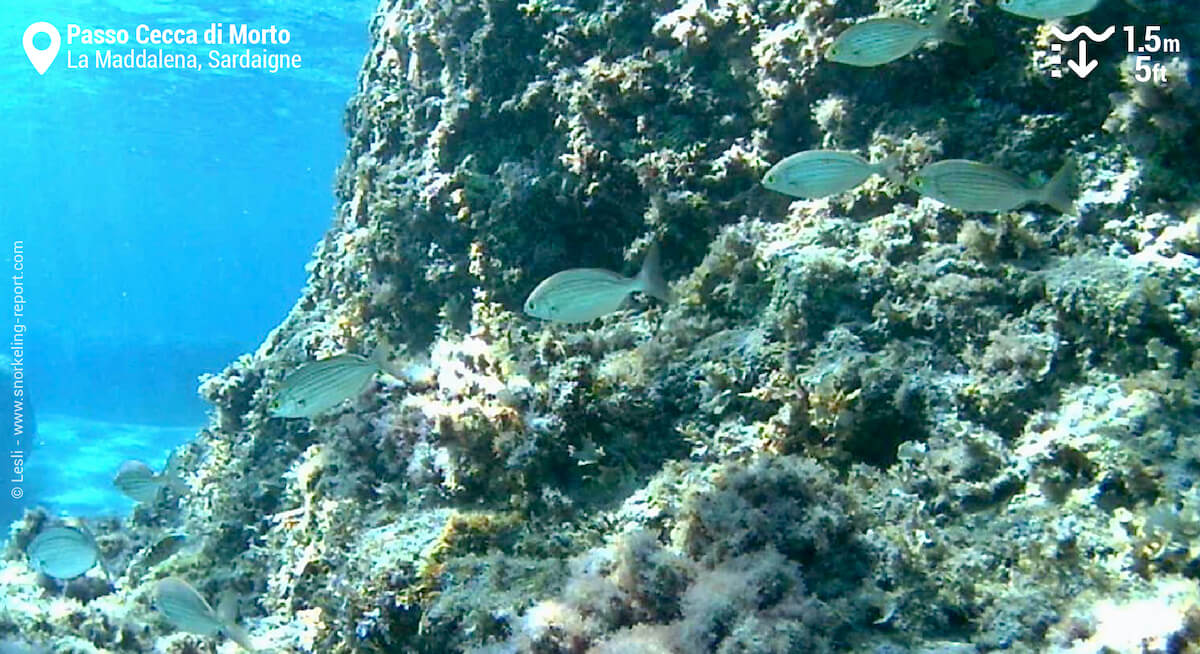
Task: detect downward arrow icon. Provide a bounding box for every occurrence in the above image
[1068,41,1099,78]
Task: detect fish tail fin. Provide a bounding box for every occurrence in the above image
[369,336,405,380]
[97,554,113,585]
[1041,159,1077,215]
[223,624,257,652]
[368,340,390,367]
[217,590,239,623]
[218,592,257,651]
[164,471,190,497]
[636,242,672,304]
[77,521,114,584]
[872,154,904,184]
[929,0,965,46]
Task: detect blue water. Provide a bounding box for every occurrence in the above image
[0,1,376,529]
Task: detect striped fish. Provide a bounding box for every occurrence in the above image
[26,526,98,579]
[826,1,962,67]
[269,345,389,419]
[762,150,899,198]
[112,460,186,504]
[524,243,671,324]
[997,0,1101,19]
[909,159,1076,214]
[153,577,256,651]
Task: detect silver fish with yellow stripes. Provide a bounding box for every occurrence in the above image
[153,577,256,651]
[524,244,670,324]
[113,459,187,504]
[909,159,1076,214]
[26,526,99,580]
[269,344,389,419]
[762,150,899,199]
[826,2,963,67]
[997,0,1101,19]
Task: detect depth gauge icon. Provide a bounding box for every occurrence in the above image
[1048,25,1115,80]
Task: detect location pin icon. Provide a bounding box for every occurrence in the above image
[23,22,61,75]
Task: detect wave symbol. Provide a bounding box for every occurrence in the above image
[1050,25,1116,42]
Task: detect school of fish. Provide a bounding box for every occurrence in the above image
[17,0,1119,651]
[764,0,1093,214]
